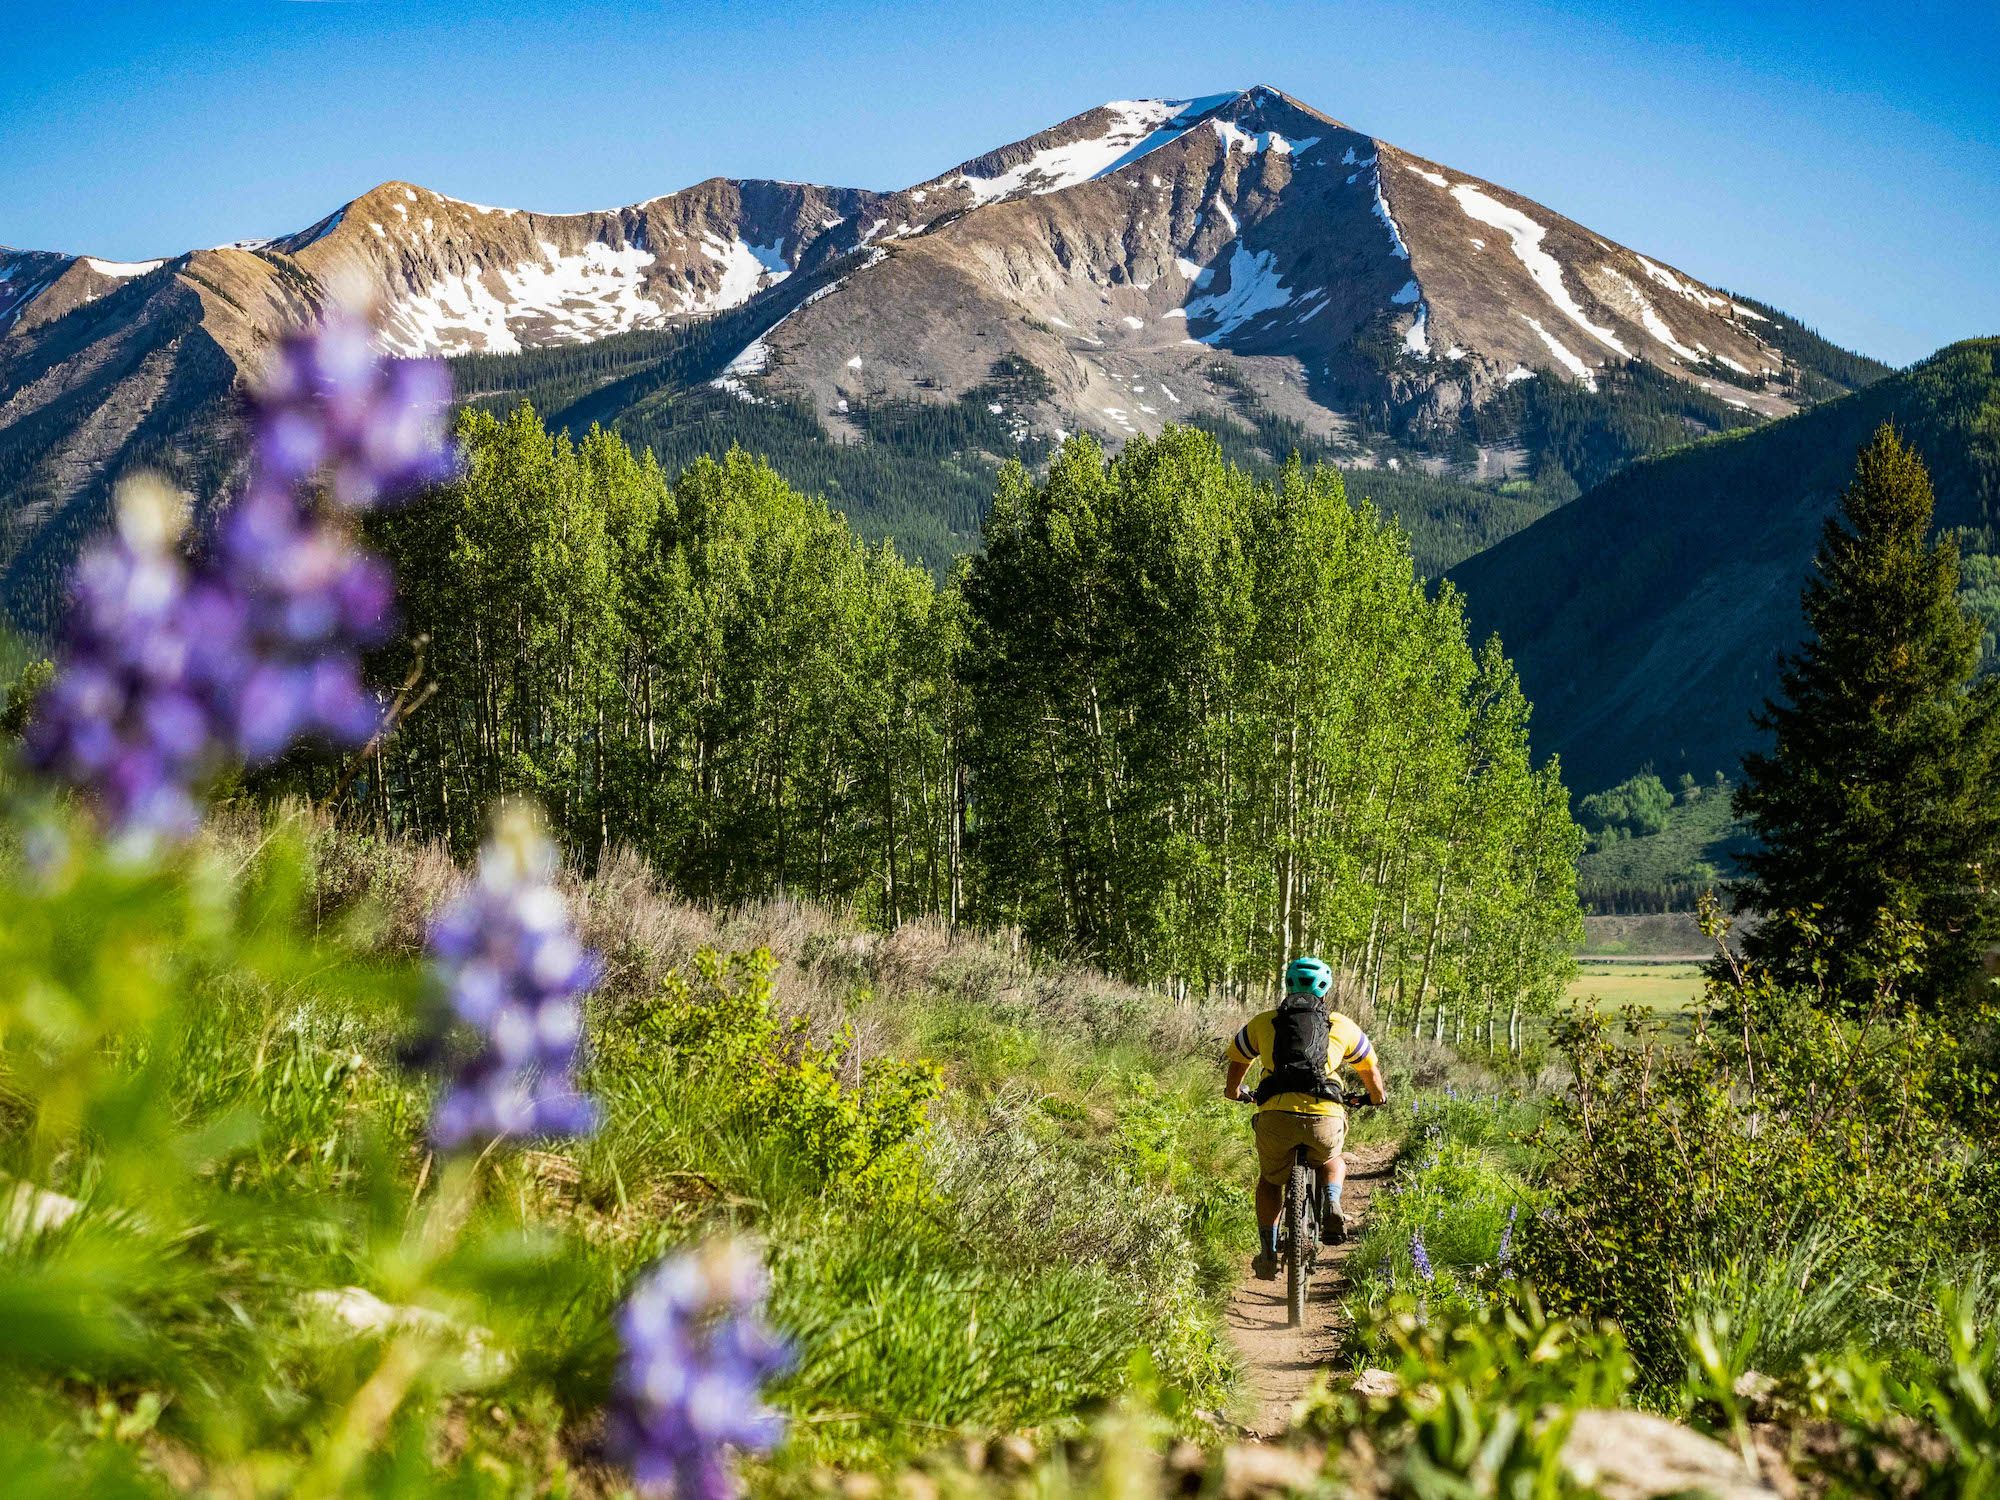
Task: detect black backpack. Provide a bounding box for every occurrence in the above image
[1253,993,1343,1103]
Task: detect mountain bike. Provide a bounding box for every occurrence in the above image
[1237,1089,1376,1328]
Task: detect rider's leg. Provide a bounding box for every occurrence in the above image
[1251,1117,1288,1274]
[1317,1116,1349,1245]
[1255,1177,1283,1230]
[1252,1176,1282,1274]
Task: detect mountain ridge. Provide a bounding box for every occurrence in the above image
[1446,337,2000,793]
[3,84,1888,631]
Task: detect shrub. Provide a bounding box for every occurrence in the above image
[1518,935,1988,1384]
[605,948,942,1202]
[1310,1289,1634,1497]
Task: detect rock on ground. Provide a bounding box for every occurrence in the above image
[1562,1408,1778,1500]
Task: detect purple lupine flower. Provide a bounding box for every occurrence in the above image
[22,303,451,848]
[1497,1205,1518,1271]
[1410,1230,1435,1282]
[610,1240,792,1499]
[192,482,395,761]
[25,476,222,850]
[249,304,458,511]
[428,807,600,1148]
[189,304,452,760]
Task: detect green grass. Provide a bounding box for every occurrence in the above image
[1567,960,1706,1013]
[1,807,1258,1488]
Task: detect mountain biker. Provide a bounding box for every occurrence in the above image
[1222,955,1388,1281]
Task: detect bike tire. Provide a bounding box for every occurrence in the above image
[1286,1149,1311,1328]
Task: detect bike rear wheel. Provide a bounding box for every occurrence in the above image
[1286,1148,1311,1327]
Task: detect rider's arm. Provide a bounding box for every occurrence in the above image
[1223,1056,1252,1102]
[1223,1022,1259,1101]
[1346,1029,1389,1105]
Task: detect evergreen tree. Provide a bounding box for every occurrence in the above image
[1735,423,2000,1011]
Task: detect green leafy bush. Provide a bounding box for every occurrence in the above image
[613,947,942,1201]
[1311,1290,1634,1497]
[1518,921,1992,1384]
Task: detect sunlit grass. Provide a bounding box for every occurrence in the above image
[1567,960,1704,1013]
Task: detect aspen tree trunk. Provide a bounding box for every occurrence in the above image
[949,760,966,927]
[1413,860,1451,1026]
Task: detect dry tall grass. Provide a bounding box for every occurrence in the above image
[214,802,1235,1070]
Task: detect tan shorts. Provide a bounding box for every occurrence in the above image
[1253,1109,1346,1187]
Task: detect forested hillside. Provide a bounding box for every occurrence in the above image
[1450,338,2000,790]
[442,321,1884,581]
[279,409,1579,1032]
[1573,770,1750,912]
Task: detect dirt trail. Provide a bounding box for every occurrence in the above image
[1224,1139,1399,1438]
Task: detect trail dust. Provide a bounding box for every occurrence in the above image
[1224,1139,1399,1438]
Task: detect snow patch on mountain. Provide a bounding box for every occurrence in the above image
[1604,268,1701,361]
[1635,253,1766,330]
[1174,256,1214,288]
[1210,120,1320,157]
[82,258,164,280]
[1369,166,1410,260]
[1404,304,1431,357]
[379,240,665,356]
[714,273,855,399]
[695,233,790,312]
[957,95,1234,204]
[1183,241,1294,342]
[1520,314,1596,390]
[1452,185,1630,358]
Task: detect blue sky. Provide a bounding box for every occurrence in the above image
[4,0,1995,365]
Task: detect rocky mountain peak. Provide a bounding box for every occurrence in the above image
[1,84,1879,632]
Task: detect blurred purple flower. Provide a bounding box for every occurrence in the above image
[25,477,221,850]
[428,807,600,1149]
[25,301,455,844]
[609,1241,792,1500]
[1497,1205,1518,1271]
[1411,1230,1434,1282]
[193,483,394,762]
[194,303,456,759]
[249,304,459,510]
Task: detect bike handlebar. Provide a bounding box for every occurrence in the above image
[1231,1089,1379,1109]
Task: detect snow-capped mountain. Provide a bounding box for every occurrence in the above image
[716,87,1799,449]
[2,85,1863,625]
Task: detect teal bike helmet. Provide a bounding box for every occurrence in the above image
[1284,955,1334,998]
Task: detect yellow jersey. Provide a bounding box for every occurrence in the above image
[1227,1008,1379,1116]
